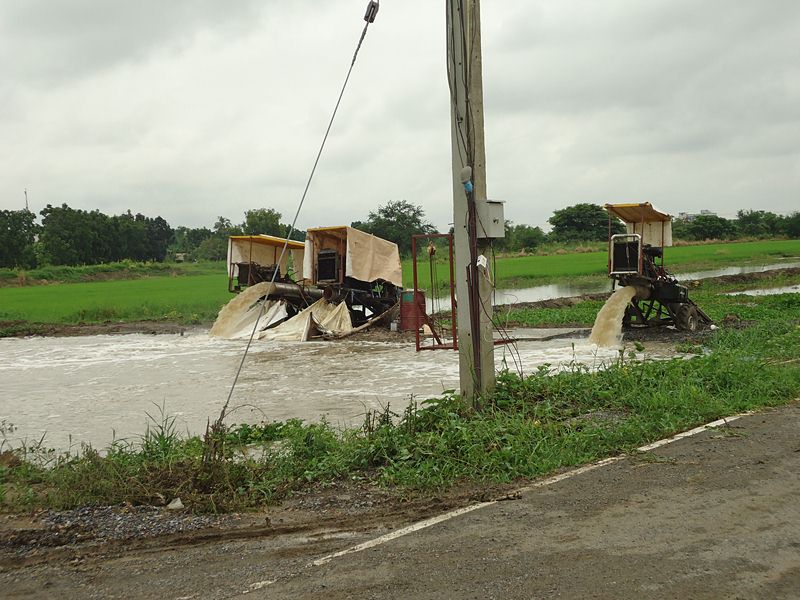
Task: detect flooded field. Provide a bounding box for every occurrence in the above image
[0,329,671,452]
[675,260,800,281]
[426,261,800,311]
[725,285,800,296]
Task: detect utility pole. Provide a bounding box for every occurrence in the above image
[446,0,499,405]
[24,188,29,211]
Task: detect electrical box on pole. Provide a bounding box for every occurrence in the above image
[446,0,499,405]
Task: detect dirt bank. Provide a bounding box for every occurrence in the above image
[0,320,193,338]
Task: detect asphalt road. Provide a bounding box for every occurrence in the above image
[263,404,800,600]
[4,403,798,599]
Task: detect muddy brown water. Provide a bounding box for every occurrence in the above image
[589,287,637,347]
[0,329,675,453]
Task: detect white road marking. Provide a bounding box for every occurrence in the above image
[241,580,275,594]
[310,412,750,567]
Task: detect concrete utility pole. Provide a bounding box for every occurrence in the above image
[446,0,498,404]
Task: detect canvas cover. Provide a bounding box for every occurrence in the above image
[211,284,353,342]
[605,203,673,248]
[227,235,305,281]
[209,282,289,339]
[302,226,402,287]
[259,299,353,342]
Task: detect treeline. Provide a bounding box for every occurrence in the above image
[0,205,302,269]
[542,204,800,245]
[1,205,172,269]
[672,210,800,241]
[2,201,798,269]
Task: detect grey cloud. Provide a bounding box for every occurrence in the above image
[1,1,798,232]
[0,0,265,86]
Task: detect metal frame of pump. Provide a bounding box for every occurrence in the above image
[608,231,709,332]
[411,233,458,351]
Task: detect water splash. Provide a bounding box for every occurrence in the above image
[209,283,275,339]
[589,287,637,348]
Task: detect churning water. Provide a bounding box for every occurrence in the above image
[0,328,672,453]
[588,287,637,348]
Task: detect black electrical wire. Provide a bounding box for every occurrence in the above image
[215,7,379,425]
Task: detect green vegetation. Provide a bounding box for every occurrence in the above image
[502,271,800,328]
[0,273,230,325]
[405,239,800,289]
[2,290,798,513]
[0,260,224,287]
[0,239,797,334]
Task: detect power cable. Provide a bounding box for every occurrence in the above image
[214,2,381,425]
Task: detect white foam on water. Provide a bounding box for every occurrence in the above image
[0,327,659,452]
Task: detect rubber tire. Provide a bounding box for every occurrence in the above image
[676,304,699,332]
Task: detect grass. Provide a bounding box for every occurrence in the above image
[0,274,231,326]
[501,271,800,328]
[0,260,224,287]
[2,292,798,513]
[403,239,800,289]
[0,239,796,333]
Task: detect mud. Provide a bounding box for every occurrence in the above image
[0,320,190,338]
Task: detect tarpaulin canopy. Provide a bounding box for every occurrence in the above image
[604,203,672,224]
[209,282,288,339]
[227,235,305,281]
[605,203,673,248]
[302,226,403,288]
[259,298,353,342]
[209,283,354,342]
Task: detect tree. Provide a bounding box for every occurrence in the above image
[352,200,437,256]
[548,203,622,242]
[736,210,782,238]
[671,218,692,240]
[242,208,305,241]
[212,216,241,238]
[170,226,213,257]
[38,204,90,265]
[145,216,173,262]
[784,212,800,238]
[243,208,283,236]
[508,223,546,251]
[195,236,228,261]
[685,215,737,241]
[0,209,38,268]
[38,204,174,266]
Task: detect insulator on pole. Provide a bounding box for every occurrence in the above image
[364,0,379,23]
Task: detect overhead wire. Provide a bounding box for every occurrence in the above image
[214,3,381,425]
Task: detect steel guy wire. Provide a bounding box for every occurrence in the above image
[217,8,379,423]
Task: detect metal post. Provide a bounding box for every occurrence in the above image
[446,0,494,405]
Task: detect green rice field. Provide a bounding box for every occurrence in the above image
[403,239,800,288]
[0,274,231,326]
[0,239,797,330]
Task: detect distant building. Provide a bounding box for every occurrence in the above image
[677,210,717,222]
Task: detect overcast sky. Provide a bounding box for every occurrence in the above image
[1,0,798,232]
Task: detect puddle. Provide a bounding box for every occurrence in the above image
[724,285,800,296]
[675,261,800,281]
[426,261,800,312]
[0,329,667,452]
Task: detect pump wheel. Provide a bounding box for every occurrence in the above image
[676,304,699,332]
